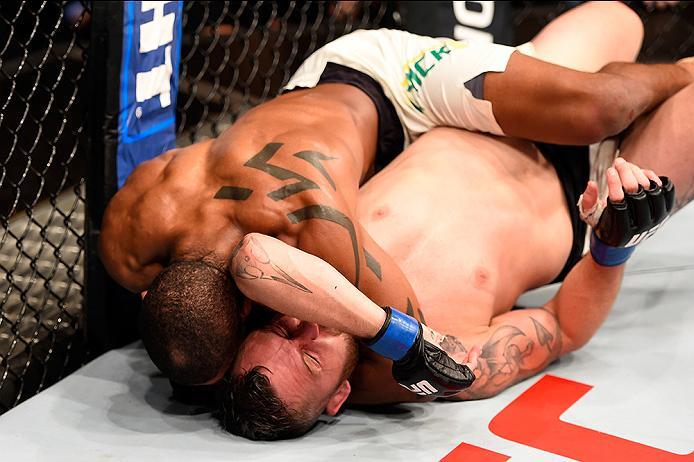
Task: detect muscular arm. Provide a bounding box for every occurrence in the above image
[229,232,387,338]
[99,155,175,292]
[485,53,693,145]
[444,254,624,401]
[229,138,423,319]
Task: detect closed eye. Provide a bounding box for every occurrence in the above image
[304,352,321,373]
[268,325,289,338]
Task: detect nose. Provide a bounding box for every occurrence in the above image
[279,316,320,342]
[295,321,320,341]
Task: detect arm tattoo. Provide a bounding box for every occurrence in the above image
[363,247,382,281]
[530,317,554,347]
[441,312,563,400]
[441,335,467,356]
[481,325,535,385]
[404,297,427,324]
[287,204,362,286]
[244,143,336,201]
[234,237,312,293]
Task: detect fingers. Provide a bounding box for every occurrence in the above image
[607,167,625,202]
[610,158,662,203]
[581,181,599,211]
[613,158,640,193]
[643,169,662,187]
[629,162,651,190]
[464,345,481,372]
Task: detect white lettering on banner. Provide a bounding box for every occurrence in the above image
[453,1,494,42]
[136,1,175,109]
[139,1,175,53]
[136,45,172,107]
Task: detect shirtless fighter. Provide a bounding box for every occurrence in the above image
[224,88,693,439]
[101,2,685,400]
[216,8,694,440]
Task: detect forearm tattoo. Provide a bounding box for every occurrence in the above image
[440,311,563,400]
[233,236,312,293]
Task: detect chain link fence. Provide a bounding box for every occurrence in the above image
[1,0,693,416]
[0,0,90,413]
[176,1,395,143]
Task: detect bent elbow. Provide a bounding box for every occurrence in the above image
[559,330,589,356]
[578,96,631,143]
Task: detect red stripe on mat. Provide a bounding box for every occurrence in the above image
[489,374,694,462]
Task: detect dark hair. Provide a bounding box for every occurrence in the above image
[218,366,317,441]
[140,260,242,385]
[219,336,360,440]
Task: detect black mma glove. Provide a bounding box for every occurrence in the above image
[364,307,475,397]
[591,176,675,266]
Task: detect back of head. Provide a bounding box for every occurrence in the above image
[141,260,242,385]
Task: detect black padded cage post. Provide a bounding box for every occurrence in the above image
[86,0,140,356]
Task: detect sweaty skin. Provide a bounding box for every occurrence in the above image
[351,128,573,402]
[346,116,694,403]
[100,83,424,316]
[234,123,684,405]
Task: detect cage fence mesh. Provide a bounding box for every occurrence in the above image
[176,1,393,143]
[0,0,90,413]
[1,0,694,416]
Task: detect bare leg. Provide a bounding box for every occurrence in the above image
[529,1,644,72]
[620,83,694,212]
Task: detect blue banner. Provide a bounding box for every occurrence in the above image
[117,1,182,188]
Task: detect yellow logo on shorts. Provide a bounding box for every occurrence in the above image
[402,40,467,114]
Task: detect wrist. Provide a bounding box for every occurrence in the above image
[590,230,635,267]
[364,307,420,361]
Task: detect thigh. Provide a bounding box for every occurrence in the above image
[620,83,694,212]
[529,1,643,72]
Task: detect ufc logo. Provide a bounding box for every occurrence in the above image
[135,1,175,108]
[625,222,663,247]
[400,380,438,396]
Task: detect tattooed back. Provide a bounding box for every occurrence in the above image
[99,84,380,293]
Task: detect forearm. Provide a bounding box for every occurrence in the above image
[548,253,624,354]
[230,233,386,339]
[596,61,693,135]
[439,255,624,401]
[486,53,693,145]
[296,219,424,322]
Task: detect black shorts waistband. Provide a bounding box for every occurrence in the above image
[317,62,405,172]
[536,143,590,284]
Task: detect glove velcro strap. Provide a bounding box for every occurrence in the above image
[364,307,420,362]
[590,231,635,267]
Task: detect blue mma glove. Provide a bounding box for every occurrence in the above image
[364,307,475,397]
[591,176,675,266]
